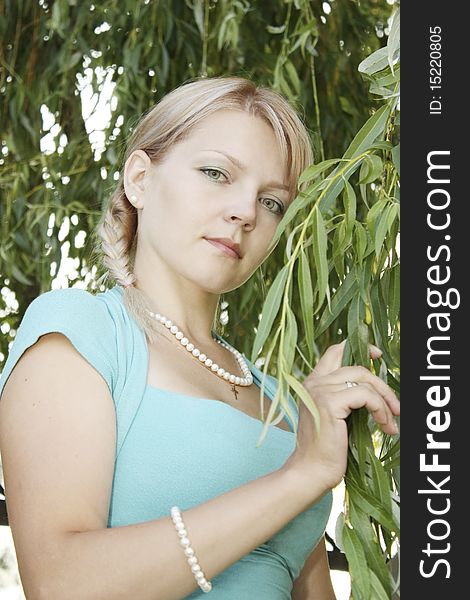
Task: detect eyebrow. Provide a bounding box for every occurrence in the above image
[202,149,290,193]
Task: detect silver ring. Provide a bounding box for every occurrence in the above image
[345,380,359,388]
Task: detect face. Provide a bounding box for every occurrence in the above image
[126,109,290,294]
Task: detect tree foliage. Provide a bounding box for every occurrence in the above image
[0,1,400,597]
[249,9,400,599]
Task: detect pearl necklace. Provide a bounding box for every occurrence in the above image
[147,309,254,401]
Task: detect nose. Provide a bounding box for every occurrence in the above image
[224,192,257,231]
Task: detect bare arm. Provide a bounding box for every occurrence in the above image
[0,333,329,600]
[0,337,399,600]
[291,536,337,600]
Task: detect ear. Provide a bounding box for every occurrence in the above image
[124,150,152,209]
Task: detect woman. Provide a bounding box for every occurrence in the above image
[0,76,399,599]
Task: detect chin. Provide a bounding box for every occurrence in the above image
[202,282,238,295]
[184,261,252,293]
[194,275,244,295]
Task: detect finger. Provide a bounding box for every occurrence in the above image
[309,340,347,378]
[326,381,376,394]
[323,365,400,416]
[313,381,397,433]
[309,341,382,380]
[369,344,383,359]
[338,386,399,435]
[345,383,397,432]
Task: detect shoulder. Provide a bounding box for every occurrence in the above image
[0,287,121,400]
[17,287,121,347]
[25,287,115,322]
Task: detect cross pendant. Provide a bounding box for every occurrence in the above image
[231,384,239,401]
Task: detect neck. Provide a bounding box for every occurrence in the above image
[131,253,221,346]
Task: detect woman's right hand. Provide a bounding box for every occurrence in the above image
[283,340,400,494]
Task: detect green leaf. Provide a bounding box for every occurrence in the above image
[218,12,235,50]
[387,9,400,74]
[346,478,399,533]
[357,254,374,306]
[332,222,346,279]
[351,321,369,366]
[370,570,392,600]
[278,71,293,99]
[285,373,320,432]
[317,162,360,214]
[256,329,281,410]
[349,407,374,482]
[374,203,398,258]
[11,264,33,285]
[267,189,318,252]
[14,231,31,253]
[347,294,369,366]
[66,51,82,71]
[251,265,289,362]
[283,305,298,373]
[383,456,400,471]
[366,197,388,239]
[193,0,204,37]
[388,263,400,326]
[298,248,315,364]
[344,105,389,161]
[266,24,286,34]
[334,512,345,552]
[257,382,283,447]
[349,502,392,595]
[19,114,36,141]
[370,282,389,348]
[358,46,389,75]
[358,154,383,184]
[367,446,392,514]
[311,210,329,313]
[316,269,358,337]
[370,140,394,151]
[354,222,368,265]
[391,144,400,177]
[239,275,256,313]
[298,158,342,185]
[285,224,301,259]
[373,68,401,88]
[370,84,398,98]
[342,525,371,600]
[319,105,390,212]
[291,29,313,55]
[51,0,64,34]
[343,179,357,235]
[259,371,298,436]
[380,436,400,463]
[339,95,357,116]
[391,497,400,542]
[160,43,170,84]
[285,59,301,96]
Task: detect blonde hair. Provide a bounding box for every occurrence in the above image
[92,76,314,345]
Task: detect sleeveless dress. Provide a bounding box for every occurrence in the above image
[0,284,332,599]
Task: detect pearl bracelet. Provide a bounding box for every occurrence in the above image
[170,506,213,593]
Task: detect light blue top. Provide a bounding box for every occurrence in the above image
[0,284,332,599]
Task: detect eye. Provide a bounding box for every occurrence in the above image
[261,197,285,215]
[200,167,228,182]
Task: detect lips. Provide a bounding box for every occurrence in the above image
[204,237,242,259]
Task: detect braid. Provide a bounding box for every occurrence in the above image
[98,185,136,289]
[93,181,159,345]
